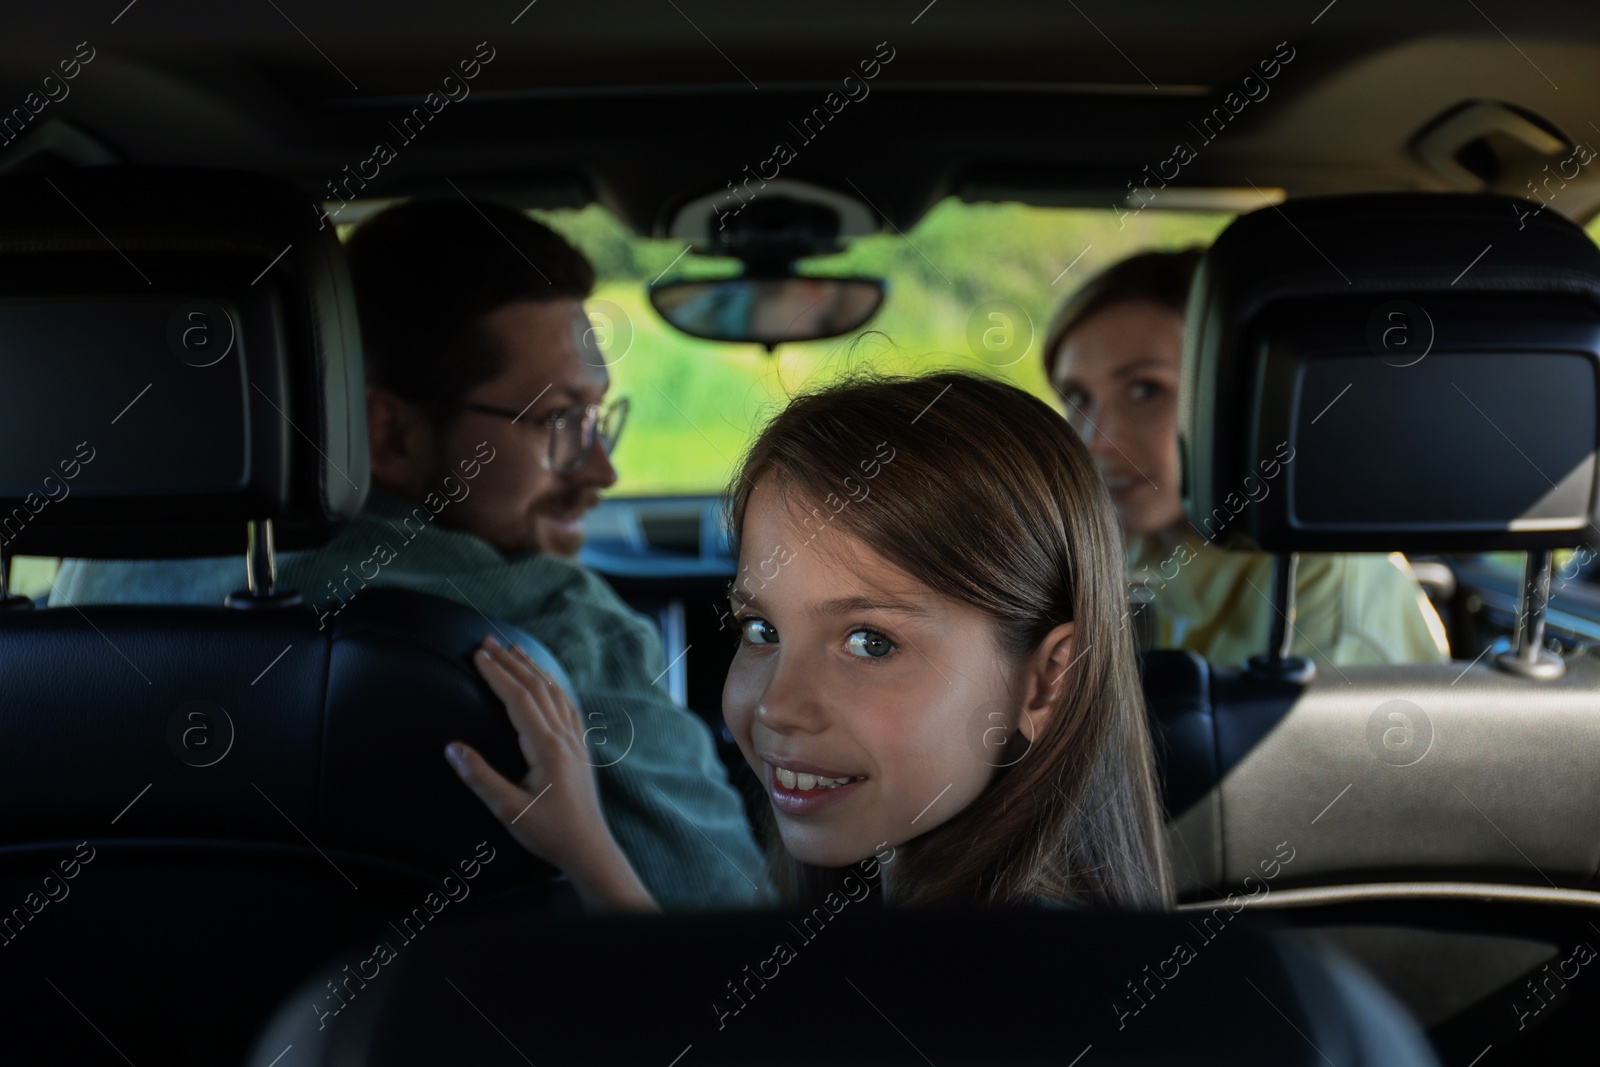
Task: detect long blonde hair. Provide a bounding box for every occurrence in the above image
[724,370,1173,909]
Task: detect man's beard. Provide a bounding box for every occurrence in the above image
[530,487,602,558]
[415,449,600,558]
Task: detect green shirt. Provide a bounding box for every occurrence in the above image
[53,487,770,910]
[1126,526,1450,669]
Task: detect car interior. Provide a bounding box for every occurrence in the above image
[3,2,1600,1064]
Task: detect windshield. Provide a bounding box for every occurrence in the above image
[535,199,1234,496]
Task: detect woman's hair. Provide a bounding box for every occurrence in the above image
[723,369,1173,910]
[1042,247,1203,384]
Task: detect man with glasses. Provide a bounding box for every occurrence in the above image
[52,199,768,910]
[355,202,626,564]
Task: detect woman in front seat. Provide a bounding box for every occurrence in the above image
[445,370,1173,912]
[1045,249,1449,667]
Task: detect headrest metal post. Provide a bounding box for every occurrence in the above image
[1245,552,1315,681]
[247,517,275,595]
[224,519,301,609]
[1496,549,1564,680]
[1273,551,1298,661]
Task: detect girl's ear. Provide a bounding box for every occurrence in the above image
[1017,622,1077,742]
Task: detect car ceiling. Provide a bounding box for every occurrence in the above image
[1,1,1598,232]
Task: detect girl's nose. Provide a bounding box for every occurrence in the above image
[755,651,829,735]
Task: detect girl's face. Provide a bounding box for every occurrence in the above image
[722,476,1061,868]
[1051,299,1185,537]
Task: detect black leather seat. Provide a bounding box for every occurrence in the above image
[0,169,559,1064]
[1140,192,1600,1058]
[243,904,1439,1067]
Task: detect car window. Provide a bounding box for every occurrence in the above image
[9,554,55,599]
[534,198,1233,497]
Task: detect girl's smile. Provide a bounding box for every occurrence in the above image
[764,757,868,815]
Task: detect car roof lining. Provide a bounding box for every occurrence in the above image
[0,3,1596,231]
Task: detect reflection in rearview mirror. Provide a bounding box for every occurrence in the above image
[650,277,885,347]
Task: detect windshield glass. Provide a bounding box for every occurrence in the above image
[534,199,1234,496]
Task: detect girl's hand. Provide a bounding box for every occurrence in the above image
[444,635,656,912]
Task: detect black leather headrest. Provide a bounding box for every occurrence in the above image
[0,168,367,558]
[1181,192,1600,554]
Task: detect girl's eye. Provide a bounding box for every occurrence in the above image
[1129,380,1164,402]
[1061,388,1090,411]
[737,616,777,645]
[845,628,896,659]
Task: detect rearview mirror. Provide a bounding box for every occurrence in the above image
[649,276,885,347]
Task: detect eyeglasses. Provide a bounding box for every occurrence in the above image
[465,395,629,475]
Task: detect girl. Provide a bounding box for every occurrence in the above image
[445,370,1172,910]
